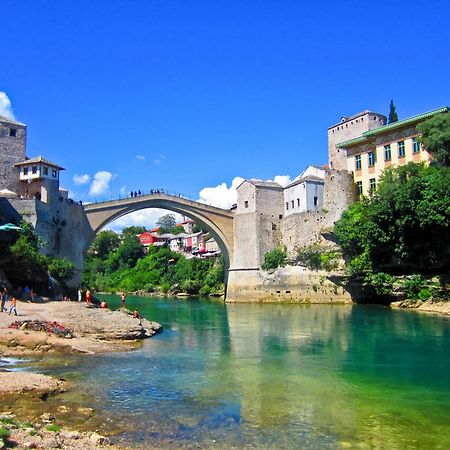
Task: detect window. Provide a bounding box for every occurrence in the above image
[291,200,294,209]
[369,178,376,193]
[32,166,37,174]
[356,181,363,196]
[52,169,57,178]
[384,144,391,161]
[297,198,300,207]
[413,138,420,154]
[355,155,362,170]
[9,128,17,137]
[313,196,318,206]
[43,166,48,175]
[23,167,28,176]
[244,200,248,208]
[368,151,376,167]
[286,202,289,210]
[398,141,405,157]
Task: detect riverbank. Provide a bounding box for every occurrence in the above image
[390,299,450,316]
[0,300,162,357]
[0,300,162,449]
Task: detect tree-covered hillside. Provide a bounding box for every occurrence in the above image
[82,227,224,296]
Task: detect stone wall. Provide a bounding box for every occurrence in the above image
[0,121,26,193]
[328,111,386,170]
[322,169,355,223]
[227,266,352,303]
[279,170,354,258]
[7,198,94,287]
[233,182,283,269]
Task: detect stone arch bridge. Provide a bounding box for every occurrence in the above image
[83,193,235,267]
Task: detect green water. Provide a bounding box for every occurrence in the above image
[26,296,450,449]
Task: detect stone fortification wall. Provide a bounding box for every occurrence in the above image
[0,122,26,193]
[279,170,354,258]
[7,198,93,287]
[322,170,355,223]
[280,211,328,258]
[227,266,352,304]
[233,182,283,269]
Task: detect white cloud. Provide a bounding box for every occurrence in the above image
[89,171,113,196]
[119,185,127,195]
[73,173,90,185]
[105,208,183,232]
[272,175,293,187]
[197,174,297,209]
[0,92,15,120]
[136,155,146,161]
[153,154,166,165]
[197,176,245,209]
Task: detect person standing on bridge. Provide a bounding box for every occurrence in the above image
[138,190,141,195]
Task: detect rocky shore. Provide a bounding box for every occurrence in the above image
[0,300,162,449]
[390,299,450,316]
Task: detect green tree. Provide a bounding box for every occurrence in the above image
[388,99,398,124]
[171,226,185,235]
[121,226,146,237]
[91,230,120,259]
[156,214,177,234]
[334,163,450,276]
[117,235,144,268]
[417,113,450,166]
[47,257,75,283]
[262,248,287,271]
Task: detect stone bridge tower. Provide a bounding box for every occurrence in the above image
[0,115,26,194]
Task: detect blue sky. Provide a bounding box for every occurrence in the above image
[1,0,449,229]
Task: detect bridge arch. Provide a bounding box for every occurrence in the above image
[83,194,235,269]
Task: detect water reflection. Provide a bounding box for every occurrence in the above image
[21,297,450,449]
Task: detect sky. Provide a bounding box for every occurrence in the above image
[1,0,449,230]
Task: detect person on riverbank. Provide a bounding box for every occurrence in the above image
[9,296,17,316]
[0,290,5,312]
[85,289,92,307]
[3,287,9,311]
[77,288,83,302]
[121,292,126,307]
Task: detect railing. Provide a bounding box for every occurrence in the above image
[83,189,193,205]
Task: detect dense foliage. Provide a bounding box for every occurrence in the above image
[262,247,287,271]
[83,227,224,296]
[296,245,340,271]
[0,221,75,290]
[334,163,450,277]
[417,113,450,167]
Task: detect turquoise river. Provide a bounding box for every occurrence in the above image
[14,295,450,448]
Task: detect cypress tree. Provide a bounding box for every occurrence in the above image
[388,99,398,123]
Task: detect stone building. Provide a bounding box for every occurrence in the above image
[14,156,65,203]
[0,116,92,288]
[335,106,448,196]
[328,110,386,171]
[233,180,284,269]
[283,165,326,217]
[0,115,27,194]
